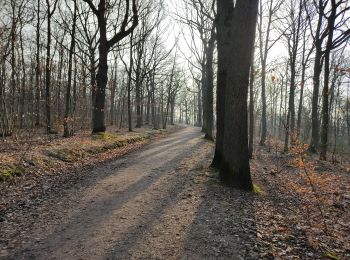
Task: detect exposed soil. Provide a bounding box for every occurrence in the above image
[0,127,258,260]
[1,127,349,259]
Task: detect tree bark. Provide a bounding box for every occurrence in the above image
[320,0,337,160]
[204,27,215,141]
[211,0,233,168]
[45,0,58,134]
[220,0,258,190]
[63,0,77,137]
[248,59,255,158]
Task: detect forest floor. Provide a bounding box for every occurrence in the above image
[0,126,349,259]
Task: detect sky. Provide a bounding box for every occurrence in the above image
[163,0,287,68]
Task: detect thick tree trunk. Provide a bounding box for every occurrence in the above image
[309,1,325,152]
[92,14,108,133]
[320,2,336,160]
[211,0,233,168]
[84,0,138,133]
[220,0,258,190]
[309,47,322,152]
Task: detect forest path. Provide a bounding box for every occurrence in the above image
[5,127,257,260]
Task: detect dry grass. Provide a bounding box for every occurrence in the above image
[0,125,175,181]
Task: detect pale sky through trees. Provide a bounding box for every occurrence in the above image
[164,0,289,92]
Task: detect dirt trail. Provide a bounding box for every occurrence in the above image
[2,127,258,260]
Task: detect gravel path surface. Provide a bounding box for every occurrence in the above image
[1,127,258,260]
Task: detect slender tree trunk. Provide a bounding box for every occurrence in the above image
[260,61,267,145]
[90,49,96,123]
[19,24,26,129]
[204,29,215,140]
[35,0,41,127]
[45,0,57,134]
[284,59,297,152]
[63,0,77,137]
[10,12,16,128]
[127,34,133,132]
[297,28,309,136]
[135,58,142,128]
[197,82,202,126]
[248,59,255,158]
[110,67,117,126]
[201,63,206,132]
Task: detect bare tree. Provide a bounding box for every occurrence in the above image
[82,0,138,133]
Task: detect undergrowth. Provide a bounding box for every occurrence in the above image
[253,183,263,194]
[0,164,25,181]
[0,128,170,182]
[47,130,165,163]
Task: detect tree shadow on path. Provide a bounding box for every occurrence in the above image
[180,169,259,259]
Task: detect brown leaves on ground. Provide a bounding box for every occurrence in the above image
[252,143,350,259]
[0,126,177,182]
[1,128,349,259]
[0,125,180,222]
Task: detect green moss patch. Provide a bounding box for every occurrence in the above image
[46,147,87,162]
[0,164,25,181]
[46,129,166,163]
[253,184,263,195]
[323,252,340,260]
[92,132,117,141]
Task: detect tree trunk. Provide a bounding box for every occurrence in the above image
[63,0,77,137]
[204,28,215,141]
[220,0,258,190]
[248,59,255,158]
[45,0,57,134]
[110,67,117,126]
[35,0,41,127]
[309,46,322,152]
[320,1,337,160]
[201,63,206,132]
[127,34,133,132]
[259,61,267,145]
[284,58,297,152]
[92,12,108,133]
[197,82,202,126]
[211,0,233,168]
[19,24,26,129]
